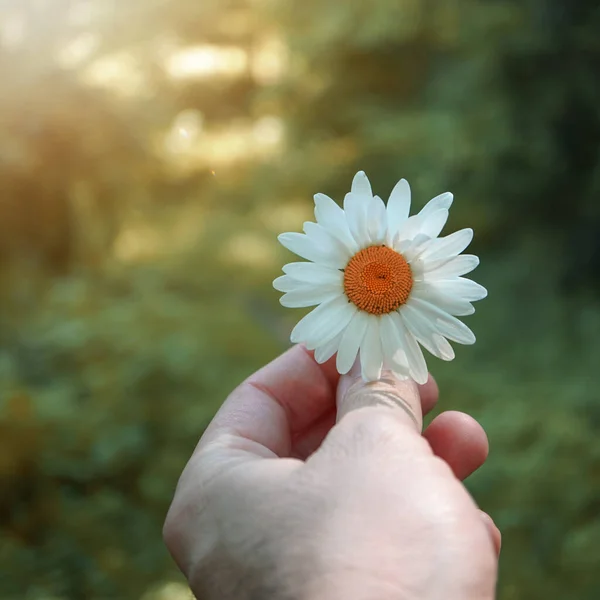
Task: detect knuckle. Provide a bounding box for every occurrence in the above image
[162,501,183,549]
[162,454,216,569]
[162,500,189,574]
[427,454,457,480]
[321,407,428,460]
[340,406,406,433]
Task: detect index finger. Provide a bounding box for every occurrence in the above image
[198,344,340,458]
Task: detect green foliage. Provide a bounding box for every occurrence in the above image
[0,0,599,597]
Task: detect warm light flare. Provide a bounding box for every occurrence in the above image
[81,52,148,97]
[57,32,100,69]
[0,12,26,49]
[165,45,248,80]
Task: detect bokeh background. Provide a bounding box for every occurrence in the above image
[1,0,599,598]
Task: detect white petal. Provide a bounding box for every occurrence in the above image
[314,331,343,364]
[313,193,342,222]
[351,170,373,200]
[304,299,357,350]
[401,237,433,280]
[282,262,344,286]
[360,317,383,381]
[278,232,344,269]
[303,222,353,266]
[398,234,430,261]
[291,296,350,344]
[273,275,300,292]
[280,288,342,308]
[367,195,388,244]
[379,313,410,376]
[400,304,455,361]
[406,297,476,345]
[306,310,357,350]
[419,228,474,262]
[390,311,429,384]
[434,336,455,361]
[314,193,359,254]
[418,208,449,239]
[344,192,370,248]
[395,214,424,244]
[420,254,480,281]
[432,277,488,302]
[386,178,411,241]
[419,192,453,218]
[336,310,370,375]
[411,282,475,317]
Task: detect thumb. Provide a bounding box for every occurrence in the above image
[336,362,423,433]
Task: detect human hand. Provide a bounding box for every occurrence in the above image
[163,345,500,600]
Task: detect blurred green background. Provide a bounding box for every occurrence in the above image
[1,0,599,598]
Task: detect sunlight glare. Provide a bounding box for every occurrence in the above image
[251,34,288,84]
[0,13,26,50]
[253,116,285,150]
[82,52,147,97]
[164,110,205,154]
[57,32,101,69]
[165,45,248,80]
[67,1,97,27]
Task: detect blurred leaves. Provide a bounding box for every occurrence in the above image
[0,0,599,598]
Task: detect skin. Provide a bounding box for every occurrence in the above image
[163,345,500,600]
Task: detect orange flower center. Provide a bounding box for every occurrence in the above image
[343,245,413,315]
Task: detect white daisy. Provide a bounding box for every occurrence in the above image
[274,171,487,384]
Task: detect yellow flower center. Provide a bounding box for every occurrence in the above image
[343,245,413,315]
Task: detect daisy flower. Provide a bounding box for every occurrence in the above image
[274,171,487,384]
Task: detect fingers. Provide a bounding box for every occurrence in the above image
[198,345,339,458]
[292,373,438,460]
[336,363,423,432]
[291,409,336,460]
[418,374,439,415]
[423,411,501,556]
[422,411,489,480]
[480,510,502,555]
[199,345,439,461]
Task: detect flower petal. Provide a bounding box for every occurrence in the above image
[367,195,388,244]
[394,214,424,244]
[273,275,298,292]
[400,303,455,361]
[420,254,480,281]
[279,232,344,268]
[314,330,344,364]
[387,178,411,241]
[419,228,474,262]
[336,310,370,375]
[410,281,475,317]
[432,277,488,302]
[305,299,358,350]
[291,295,351,344]
[314,193,359,254]
[351,170,373,200]
[418,208,449,239]
[280,288,342,308]
[360,317,384,381]
[344,192,370,248]
[398,234,430,261]
[419,192,453,218]
[390,311,429,384]
[282,262,344,286]
[379,313,410,376]
[303,221,353,266]
[406,297,476,345]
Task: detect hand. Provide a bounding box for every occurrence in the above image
[163,345,500,600]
